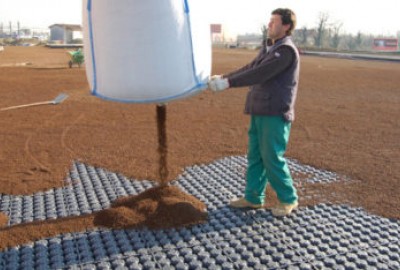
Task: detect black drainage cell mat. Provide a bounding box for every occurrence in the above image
[0,156,398,269]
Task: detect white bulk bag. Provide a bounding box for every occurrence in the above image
[82,0,211,103]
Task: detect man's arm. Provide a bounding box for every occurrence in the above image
[223,57,261,79]
[227,46,295,88]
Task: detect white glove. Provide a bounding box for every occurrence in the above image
[208,77,230,92]
[210,75,222,80]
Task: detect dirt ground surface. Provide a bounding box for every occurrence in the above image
[0,212,8,227]
[0,46,399,249]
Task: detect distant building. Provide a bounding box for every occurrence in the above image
[237,34,263,49]
[398,31,400,49]
[18,28,33,39]
[0,22,49,40]
[49,24,82,45]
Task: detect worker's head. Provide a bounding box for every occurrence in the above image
[268,8,296,40]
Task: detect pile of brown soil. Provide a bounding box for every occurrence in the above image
[0,185,207,250]
[94,185,207,230]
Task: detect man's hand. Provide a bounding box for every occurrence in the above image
[208,76,230,92]
[210,75,222,80]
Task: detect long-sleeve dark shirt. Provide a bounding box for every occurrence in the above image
[225,44,295,88]
[224,36,300,121]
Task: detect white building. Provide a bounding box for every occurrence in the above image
[49,24,82,45]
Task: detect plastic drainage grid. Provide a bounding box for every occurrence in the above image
[0,156,398,269]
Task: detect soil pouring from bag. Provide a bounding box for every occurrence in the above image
[94,105,208,229]
[157,104,169,185]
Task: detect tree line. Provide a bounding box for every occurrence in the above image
[290,13,398,52]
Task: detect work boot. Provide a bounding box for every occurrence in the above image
[271,201,298,216]
[229,198,264,209]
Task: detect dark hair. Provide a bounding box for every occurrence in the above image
[272,8,296,35]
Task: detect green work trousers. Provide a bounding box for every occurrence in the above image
[245,115,298,205]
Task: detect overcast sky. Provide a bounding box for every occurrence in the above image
[0,0,399,36]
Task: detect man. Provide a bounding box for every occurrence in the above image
[208,8,299,216]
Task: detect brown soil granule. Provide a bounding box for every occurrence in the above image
[94,185,207,230]
[0,212,8,227]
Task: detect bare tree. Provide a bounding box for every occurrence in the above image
[314,12,329,48]
[355,31,363,49]
[261,25,268,44]
[300,26,308,45]
[295,12,386,52]
[330,21,343,50]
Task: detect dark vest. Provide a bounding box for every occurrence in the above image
[244,36,300,122]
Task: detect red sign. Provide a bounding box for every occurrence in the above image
[373,38,398,51]
[210,24,222,34]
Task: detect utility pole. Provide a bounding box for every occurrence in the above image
[9,21,12,36]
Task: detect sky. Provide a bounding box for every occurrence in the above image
[0,0,399,37]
